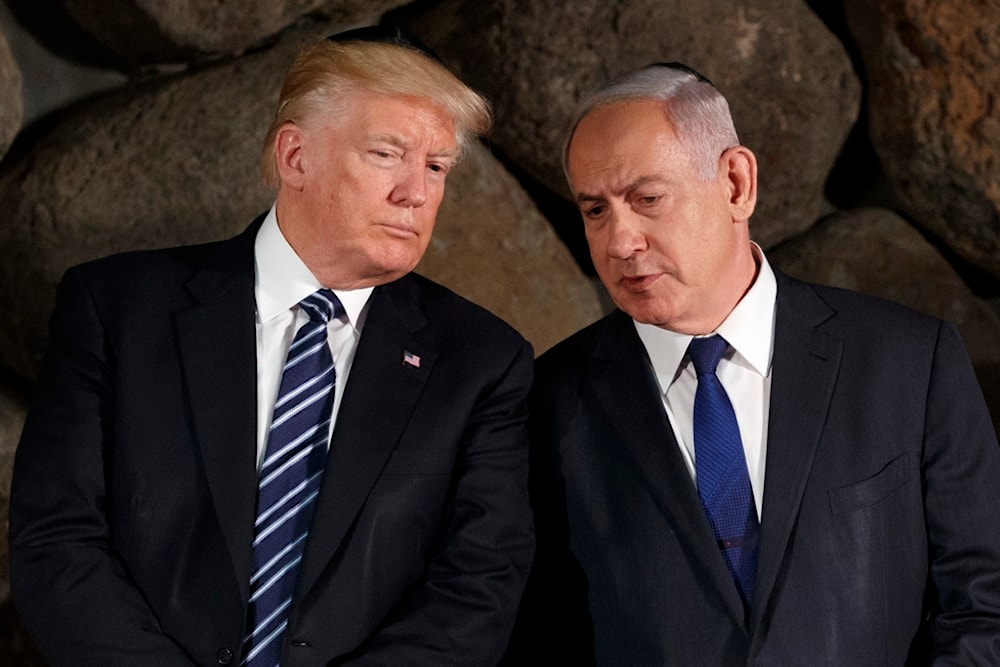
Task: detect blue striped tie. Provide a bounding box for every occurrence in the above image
[689,335,759,612]
[242,289,344,666]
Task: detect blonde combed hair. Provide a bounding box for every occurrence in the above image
[260,38,492,190]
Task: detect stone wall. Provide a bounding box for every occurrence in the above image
[1,0,998,661]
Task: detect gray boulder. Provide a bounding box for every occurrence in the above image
[61,0,410,66]
[404,0,861,249]
[844,0,1000,280]
[0,26,22,159]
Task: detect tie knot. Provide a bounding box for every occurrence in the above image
[688,334,729,376]
[299,289,344,324]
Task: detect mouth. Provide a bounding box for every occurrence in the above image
[377,222,419,239]
[619,273,661,292]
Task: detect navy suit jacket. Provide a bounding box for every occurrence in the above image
[513,270,1000,665]
[10,217,535,666]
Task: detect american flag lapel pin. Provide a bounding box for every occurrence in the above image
[402,350,421,368]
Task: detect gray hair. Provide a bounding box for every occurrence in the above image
[563,64,739,181]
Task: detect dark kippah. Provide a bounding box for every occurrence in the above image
[326,25,443,64]
[648,61,714,87]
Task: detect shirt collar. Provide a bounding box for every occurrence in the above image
[254,205,374,327]
[634,243,776,393]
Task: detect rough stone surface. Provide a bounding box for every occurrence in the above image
[403,0,861,249]
[0,24,602,381]
[60,0,409,66]
[844,0,1000,280]
[0,27,22,159]
[0,25,301,381]
[770,207,1000,429]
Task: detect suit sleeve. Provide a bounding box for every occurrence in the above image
[922,322,1000,663]
[8,267,196,666]
[336,337,536,667]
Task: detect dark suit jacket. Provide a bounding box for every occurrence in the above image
[10,218,535,666]
[514,271,1000,666]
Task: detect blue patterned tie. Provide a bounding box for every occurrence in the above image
[688,335,759,611]
[242,289,343,666]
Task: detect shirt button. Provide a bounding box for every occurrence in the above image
[216,647,234,665]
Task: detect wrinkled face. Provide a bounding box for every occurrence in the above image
[278,90,458,289]
[566,99,754,334]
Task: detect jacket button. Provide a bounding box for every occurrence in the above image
[216,647,233,665]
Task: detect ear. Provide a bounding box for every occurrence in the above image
[720,145,757,222]
[275,122,306,191]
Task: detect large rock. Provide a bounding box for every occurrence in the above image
[60,0,409,66]
[0,26,22,159]
[844,0,1000,281]
[770,208,1000,429]
[0,24,297,381]
[0,24,602,380]
[402,0,861,249]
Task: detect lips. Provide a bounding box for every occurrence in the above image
[378,222,419,239]
[619,273,660,292]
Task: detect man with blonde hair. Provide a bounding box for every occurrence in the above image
[11,26,534,666]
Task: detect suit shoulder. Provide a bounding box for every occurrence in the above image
[69,240,226,291]
[62,220,259,306]
[812,282,942,333]
[405,273,529,350]
[779,273,945,340]
[534,311,621,379]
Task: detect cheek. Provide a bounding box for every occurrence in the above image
[584,226,607,256]
[589,247,617,283]
[351,175,385,202]
[586,236,606,267]
[426,181,448,208]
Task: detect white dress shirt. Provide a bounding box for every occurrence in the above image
[253,206,374,469]
[635,245,777,518]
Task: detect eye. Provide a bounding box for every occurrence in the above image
[368,145,403,164]
[582,203,606,219]
[427,161,450,175]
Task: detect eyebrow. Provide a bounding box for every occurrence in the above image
[574,175,665,204]
[369,133,459,160]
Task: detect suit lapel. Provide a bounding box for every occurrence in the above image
[175,219,262,601]
[296,275,436,598]
[750,272,842,632]
[589,312,747,624]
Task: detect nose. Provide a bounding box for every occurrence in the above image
[603,210,647,260]
[390,163,428,208]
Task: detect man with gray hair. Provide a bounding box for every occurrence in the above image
[11,27,534,666]
[514,62,1000,665]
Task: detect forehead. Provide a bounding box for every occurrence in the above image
[567,99,691,192]
[310,90,458,152]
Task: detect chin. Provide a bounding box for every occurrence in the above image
[370,258,421,284]
[615,297,676,329]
